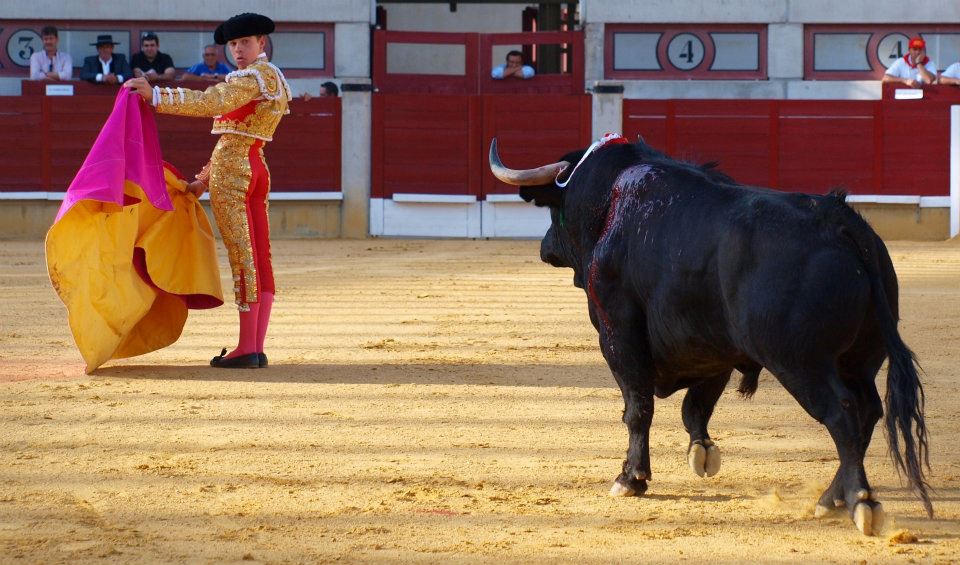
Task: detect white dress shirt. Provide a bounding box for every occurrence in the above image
[96,57,123,83]
[29,50,72,80]
[885,57,938,83]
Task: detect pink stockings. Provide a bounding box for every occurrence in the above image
[224,291,273,359]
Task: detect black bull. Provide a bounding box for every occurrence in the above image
[489,138,931,535]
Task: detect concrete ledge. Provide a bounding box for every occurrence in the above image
[1,200,949,241]
[0,200,343,240]
[850,203,950,241]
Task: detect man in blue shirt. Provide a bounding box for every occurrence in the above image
[181,44,232,81]
[492,50,535,80]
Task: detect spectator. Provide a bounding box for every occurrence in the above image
[79,34,131,84]
[131,32,175,80]
[319,81,339,97]
[882,37,937,87]
[29,25,72,81]
[940,59,960,86]
[181,44,232,81]
[491,50,535,80]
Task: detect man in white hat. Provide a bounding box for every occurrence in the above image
[80,34,131,84]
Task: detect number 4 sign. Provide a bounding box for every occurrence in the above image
[877,33,911,69]
[668,33,705,70]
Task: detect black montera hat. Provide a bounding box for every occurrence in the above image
[214,13,275,45]
[90,34,120,47]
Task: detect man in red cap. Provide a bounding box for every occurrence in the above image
[124,13,292,369]
[883,37,937,87]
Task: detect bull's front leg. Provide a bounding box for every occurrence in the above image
[588,299,656,497]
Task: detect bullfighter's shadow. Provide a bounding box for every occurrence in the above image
[93,362,616,388]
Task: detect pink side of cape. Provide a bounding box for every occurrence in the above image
[54,90,172,223]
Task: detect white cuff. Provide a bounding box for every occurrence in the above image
[151,85,161,107]
[117,75,123,83]
[96,73,103,82]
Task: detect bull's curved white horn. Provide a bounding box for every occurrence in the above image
[488,138,569,187]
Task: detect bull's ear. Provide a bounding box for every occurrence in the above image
[519,185,565,208]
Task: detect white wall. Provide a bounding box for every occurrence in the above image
[582,0,960,24]
[0,0,372,22]
[383,4,527,33]
[581,0,960,100]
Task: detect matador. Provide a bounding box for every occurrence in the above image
[125,13,291,368]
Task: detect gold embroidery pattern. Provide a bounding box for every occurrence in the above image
[212,96,287,142]
[156,74,261,118]
[208,135,258,311]
[156,59,289,141]
[160,56,288,311]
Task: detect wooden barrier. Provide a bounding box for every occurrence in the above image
[3,82,341,194]
[624,85,960,197]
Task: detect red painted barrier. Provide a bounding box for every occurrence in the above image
[482,94,591,196]
[372,94,480,198]
[2,84,341,193]
[625,87,960,197]
[371,93,591,199]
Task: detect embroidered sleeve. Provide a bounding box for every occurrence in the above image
[227,64,293,102]
[195,160,212,188]
[153,73,261,117]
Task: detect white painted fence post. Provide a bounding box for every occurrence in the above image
[951,105,959,238]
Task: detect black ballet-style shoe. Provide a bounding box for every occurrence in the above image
[210,348,260,369]
[258,352,268,368]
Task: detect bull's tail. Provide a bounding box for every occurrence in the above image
[832,192,933,517]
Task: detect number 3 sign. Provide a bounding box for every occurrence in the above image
[7,29,41,67]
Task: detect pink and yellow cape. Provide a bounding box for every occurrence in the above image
[46,90,223,373]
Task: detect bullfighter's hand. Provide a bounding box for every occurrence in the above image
[187,180,206,198]
[123,77,153,101]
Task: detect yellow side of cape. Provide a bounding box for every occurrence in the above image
[46,166,224,373]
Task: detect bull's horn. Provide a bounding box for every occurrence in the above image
[489,138,569,187]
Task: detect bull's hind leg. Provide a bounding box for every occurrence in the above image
[814,378,884,533]
[682,373,731,477]
[774,366,884,535]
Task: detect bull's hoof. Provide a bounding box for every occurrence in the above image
[814,504,838,518]
[853,502,885,536]
[609,475,648,497]
[688,440,721,478]
[609,481,635,497]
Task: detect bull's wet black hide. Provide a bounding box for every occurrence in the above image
[520,140,932,520]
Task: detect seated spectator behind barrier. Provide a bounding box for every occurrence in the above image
[131,32,175,80]
[80,34,131,84]
[940,59,960,86]
[882,37,937,88]
[491,50,535,80]
[181,44,232,81]
[320,81,339,97]
[29,25,72,81]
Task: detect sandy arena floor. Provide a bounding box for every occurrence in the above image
[1,238,959,564]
